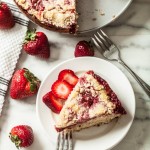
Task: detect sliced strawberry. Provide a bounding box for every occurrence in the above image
[42,91,63,114]
[51,80,73,100]
[58,69,78,86]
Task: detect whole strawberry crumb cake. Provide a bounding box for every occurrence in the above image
[55,71,126,132]
[14,0,78,33]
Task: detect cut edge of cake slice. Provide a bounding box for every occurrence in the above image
[55,70,126,132]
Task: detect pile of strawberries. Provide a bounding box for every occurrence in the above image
[0,1,95,149]
[43,69,78,113]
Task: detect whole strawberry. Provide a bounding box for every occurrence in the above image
[10,68,41,100]
[9,125,34,148]
[23,30,50,59]
[74,40,94,57]
[0,2,15,29]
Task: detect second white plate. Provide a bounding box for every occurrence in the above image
[36,57,135,150]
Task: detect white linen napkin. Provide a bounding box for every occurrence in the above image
[0,0,29,115]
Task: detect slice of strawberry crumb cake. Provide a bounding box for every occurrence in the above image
[55,70,126,132]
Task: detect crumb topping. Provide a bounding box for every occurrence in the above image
[15,0,78,29]
[56,71,126,129]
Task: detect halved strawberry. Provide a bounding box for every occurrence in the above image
[58,69,78,86]
[51,80,73,100]
[42,91,63,114]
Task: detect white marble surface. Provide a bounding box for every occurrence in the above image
[0,0,150,149]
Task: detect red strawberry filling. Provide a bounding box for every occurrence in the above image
[80,91,99,108]
[87,71,126,115]
[30,0,44,11]
[64,0,71,5]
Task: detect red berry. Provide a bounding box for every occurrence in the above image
[43,91,63,113]
[74,41,94,57]
[23,30,50,59]
[58,69,78,86]
[0,2,15,29]
[51,80,73,100]
[9,125,34,148]
[10,68,41,100]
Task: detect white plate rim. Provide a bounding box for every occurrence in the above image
[36,57,135,150]
[77,0,133,34]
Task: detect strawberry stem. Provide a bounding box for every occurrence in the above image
[24,29,36,43]
[23,68,41,92]
[30,82,37,92]
[9,133,21,149]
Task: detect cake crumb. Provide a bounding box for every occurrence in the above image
[112,15,116,19]
[99,9,105,16]
[92,18,97,21]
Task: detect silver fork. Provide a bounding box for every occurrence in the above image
[56,131,73,150]
[91,29,150,98]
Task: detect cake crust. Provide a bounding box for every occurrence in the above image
[14,0,78,34]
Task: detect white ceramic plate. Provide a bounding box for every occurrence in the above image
[77,0,132,33]
[36,57,135,150]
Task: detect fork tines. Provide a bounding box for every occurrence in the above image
[91,29,113,51]
[56,131,73,150]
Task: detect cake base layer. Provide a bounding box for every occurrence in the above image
[56,114,121,132]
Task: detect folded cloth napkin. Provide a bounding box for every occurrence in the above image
[0,0,29,115]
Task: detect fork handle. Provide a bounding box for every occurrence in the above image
[118,59,150,98]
